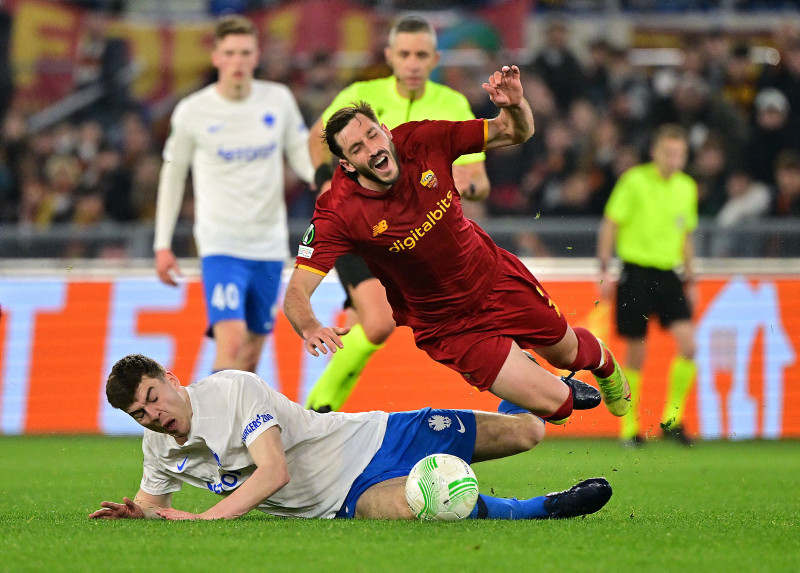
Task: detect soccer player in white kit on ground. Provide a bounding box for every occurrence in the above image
[153,15,314,373]
[89,355,613,521]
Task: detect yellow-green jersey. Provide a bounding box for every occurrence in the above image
[320,75,484,166]
[604,163,698,270]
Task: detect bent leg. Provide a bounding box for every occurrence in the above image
[472,411,544,462]
[489,341,571,418]
[212,319,265,372]
[355,476,415,519]
[350,279,396,344]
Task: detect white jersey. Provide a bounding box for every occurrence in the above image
[139,370,387,518]
[154,80,314,260]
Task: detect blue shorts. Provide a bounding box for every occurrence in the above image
[335,408,477,519]
[201,256,283,336]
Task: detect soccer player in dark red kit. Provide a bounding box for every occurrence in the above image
[284,65,630,425]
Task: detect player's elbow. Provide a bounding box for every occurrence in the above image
[276,468,290,490]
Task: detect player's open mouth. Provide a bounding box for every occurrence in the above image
[371,152,390,171]
[163,418,176,431]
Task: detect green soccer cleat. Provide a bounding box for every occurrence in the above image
[593,341,631,417]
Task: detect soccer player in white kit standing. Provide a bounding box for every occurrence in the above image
[154,15,314,373]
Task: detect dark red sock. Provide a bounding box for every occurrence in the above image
[542,387,573,421]
[594,346,616,378]
[567,327,606,373]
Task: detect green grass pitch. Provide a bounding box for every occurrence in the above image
[1,435,798,572]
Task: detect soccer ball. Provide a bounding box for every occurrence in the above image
[405,453,479,521]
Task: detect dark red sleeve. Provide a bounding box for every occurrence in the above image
[293,191,353,275]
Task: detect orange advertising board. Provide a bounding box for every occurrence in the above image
[0,271,798,438]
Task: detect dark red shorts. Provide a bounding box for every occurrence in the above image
[412,252,568,391]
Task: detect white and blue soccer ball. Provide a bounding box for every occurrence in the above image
[405,453,479,521]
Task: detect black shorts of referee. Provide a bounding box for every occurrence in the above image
[615,262,692,338]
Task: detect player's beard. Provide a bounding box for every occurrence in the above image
[357,142,402,187]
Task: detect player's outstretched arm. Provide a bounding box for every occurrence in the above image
[483,65,534,150]
[89,490,172,520]
[158,427,289,521]
[284,267,350,356]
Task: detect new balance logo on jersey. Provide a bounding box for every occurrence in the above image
[217,142,277,162]
[207,123,224,133]
[372,220,388,237]
[390,189,453,252]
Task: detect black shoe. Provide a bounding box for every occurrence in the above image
[312,405,333,414]
[622,434,646,448]
[543,477,612,519]
[661,423,693,445]
[561,372,602,411]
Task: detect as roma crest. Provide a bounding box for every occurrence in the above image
[420,170,438,189]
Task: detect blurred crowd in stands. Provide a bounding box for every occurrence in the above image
[1,7,800,258]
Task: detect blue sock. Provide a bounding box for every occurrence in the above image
[468,494,549,520]
[498,400,530,415]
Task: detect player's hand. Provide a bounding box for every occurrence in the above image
[482,65,523,108]
[157,508,202,520]
[303,326,351,357]
[598,271,615,301]
[684,277,699,308]
[155,248,182,287]
[88,497,145,519]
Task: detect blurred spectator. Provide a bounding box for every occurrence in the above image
[526,21,586,115]
[584,38,613,109]
[688,135,729,217]
[568,98,601,169]
[527,119,580,214]
[72,11,133,134]
[759,36,800,133]
[541,171,593,217]
[0,110,27,221]
[721,43,761,121]
[651,72,747,166]
[298,52,344,125]
[39,154,82,226]
[710,169,770,257]
[771,149,800,217]
[129,153,163,221]
[699,29,731,90]
[742,88,797,186]
[766,149,800,256]
[0,7,13,127]
[606,45,652,151]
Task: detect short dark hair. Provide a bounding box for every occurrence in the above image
[214,14,257,42]
[106,354,166,411]
[388,15,437,47]
[652,123,688,145]
[323,101,381,159]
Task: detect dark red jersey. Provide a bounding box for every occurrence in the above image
[296,119,501,328]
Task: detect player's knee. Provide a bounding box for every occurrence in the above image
[510,414,544,452]
[361,319,396,345]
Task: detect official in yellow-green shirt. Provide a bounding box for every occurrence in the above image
[597,123,698,446]
[305,15,491,414]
